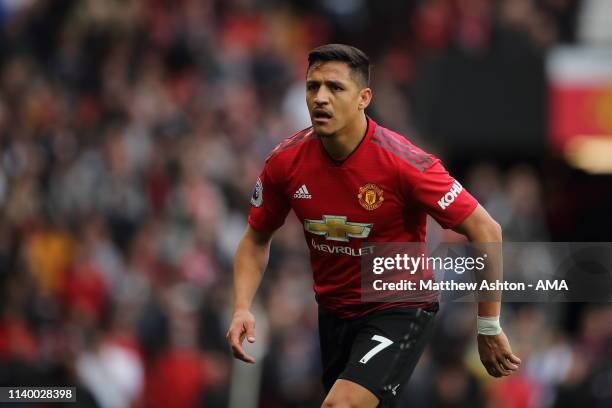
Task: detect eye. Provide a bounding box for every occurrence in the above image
[307,83,318,91]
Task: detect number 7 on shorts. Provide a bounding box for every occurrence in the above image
[359,335,393,364]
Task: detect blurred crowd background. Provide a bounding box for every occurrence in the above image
[0,0,611,407]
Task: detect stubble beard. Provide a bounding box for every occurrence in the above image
[316,129,334,138]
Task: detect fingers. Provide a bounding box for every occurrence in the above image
[245,320,256,343]
[484,353,521,378]
[226,325,255,364]
[499,356,520,372]
[478,332,521,378]
[484,362,501,377]
[230,335,255,363]
[499,349,521,372]
[484,361,503,377]
[226,311,257,364]
[495,360,512,376]
[507,353,522,365]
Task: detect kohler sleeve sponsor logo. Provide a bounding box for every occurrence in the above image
[437,180,463,210]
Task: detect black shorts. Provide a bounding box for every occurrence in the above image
[318,306,437,408]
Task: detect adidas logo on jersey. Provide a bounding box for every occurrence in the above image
[293,184,312,199]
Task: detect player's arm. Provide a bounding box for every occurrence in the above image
[226,224,274,364]
[452,204,503,317]
[402,158,519,376]
[229,155,290,363]
[453,205,521,377]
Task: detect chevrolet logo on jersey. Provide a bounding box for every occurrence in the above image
[304,215,373,242]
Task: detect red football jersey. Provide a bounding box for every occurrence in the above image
[248,117,478,318]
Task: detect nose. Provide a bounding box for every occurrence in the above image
[313,87,330,106]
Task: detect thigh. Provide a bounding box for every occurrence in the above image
[318,308,353,393]
[323,379,379,408]
[338,307,436,408]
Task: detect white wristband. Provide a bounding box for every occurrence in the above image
[477,316,502,335]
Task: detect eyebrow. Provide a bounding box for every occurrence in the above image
[306,79,346,88]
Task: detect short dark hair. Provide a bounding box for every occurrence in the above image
[307,44,370,87]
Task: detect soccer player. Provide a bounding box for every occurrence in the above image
[227,44,521,408]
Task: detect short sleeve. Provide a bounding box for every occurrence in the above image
[410,161,479,229]
[247,160,291,232]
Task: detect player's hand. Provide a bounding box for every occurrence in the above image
[226,309,257,364]
[477,331,521,377]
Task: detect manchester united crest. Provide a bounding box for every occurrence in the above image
[358,183,384,211]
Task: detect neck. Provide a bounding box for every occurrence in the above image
[320,114,368,160]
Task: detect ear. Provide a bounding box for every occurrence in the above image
[358,88,372,111]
